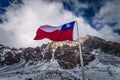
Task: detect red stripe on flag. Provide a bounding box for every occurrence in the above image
[34,28,73,41]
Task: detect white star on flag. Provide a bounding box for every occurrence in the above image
[66,23,71,28]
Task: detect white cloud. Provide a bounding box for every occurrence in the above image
[92,0,120,43]
[98,25,120,43]
[94,0,120,29]
[0,0,77,47]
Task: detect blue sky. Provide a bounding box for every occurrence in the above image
[0,0,120,47]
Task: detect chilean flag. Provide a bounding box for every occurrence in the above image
[34,21,75,41]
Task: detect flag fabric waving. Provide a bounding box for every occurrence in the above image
[34,21,75,41]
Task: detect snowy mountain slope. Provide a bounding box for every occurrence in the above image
[0,49,120,80]
[0,35,120,80]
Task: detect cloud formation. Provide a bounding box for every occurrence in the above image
[0,0,120,48]
[94,0,120,29]
[0,0,77,47]
[93,0,120,42]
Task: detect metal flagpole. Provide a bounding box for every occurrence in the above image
[75,20,85,80]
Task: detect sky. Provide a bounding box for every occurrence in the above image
[0,0,120,48]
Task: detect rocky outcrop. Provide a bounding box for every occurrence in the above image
[0,35,120,69]
[80,35,120,56]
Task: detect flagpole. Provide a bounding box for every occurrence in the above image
[75,20,85,80]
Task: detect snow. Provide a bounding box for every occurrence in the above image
[0,49,120,80]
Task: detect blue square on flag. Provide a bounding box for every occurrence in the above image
[61,21,75,31]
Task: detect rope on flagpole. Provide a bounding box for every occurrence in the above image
[75,20,85,80]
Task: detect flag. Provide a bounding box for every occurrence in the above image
[34,21,75,41]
